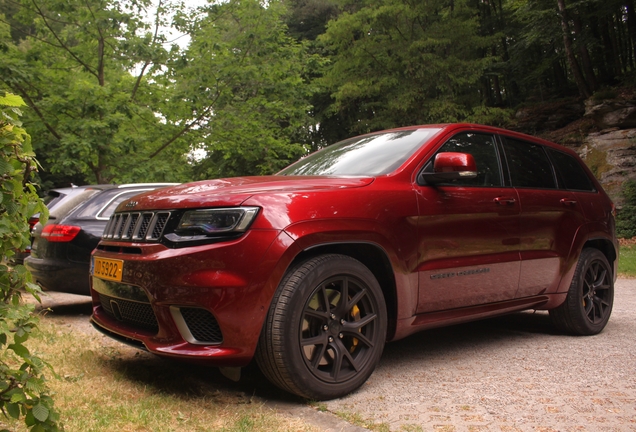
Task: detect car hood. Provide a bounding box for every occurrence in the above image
[117,176,375,211]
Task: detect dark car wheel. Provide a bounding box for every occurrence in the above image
[256,254,387,400]
[550,248,614,335]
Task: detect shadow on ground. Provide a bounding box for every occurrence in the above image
[39,291,561,405]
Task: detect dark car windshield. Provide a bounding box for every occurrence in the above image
[279,128,441,176]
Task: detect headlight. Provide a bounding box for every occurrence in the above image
[175,207,259,235]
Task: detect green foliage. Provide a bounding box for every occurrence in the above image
[0,0,192,185]
[318,0,495,134]
[0,92,60,431]
[617,180,636,239]
[465,106,515,128]
[618,244,636,277]
[169,0,318,178]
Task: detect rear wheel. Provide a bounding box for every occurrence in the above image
[550,248,614,335]
[256,254,387,400]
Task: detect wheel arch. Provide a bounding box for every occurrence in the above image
[290,242,399,340]
[583,237,618,274]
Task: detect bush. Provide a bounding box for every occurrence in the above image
[616,180,636,239]
[0,93,60,431]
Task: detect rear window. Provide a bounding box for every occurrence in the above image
[73,189,155,220]
[48,189,100,219]
[546,148,596,192]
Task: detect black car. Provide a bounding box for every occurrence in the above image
[11,186,86,265]
[25,183,177,295]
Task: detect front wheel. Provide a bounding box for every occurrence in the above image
[550,248,614,335]
[256,254,387,400]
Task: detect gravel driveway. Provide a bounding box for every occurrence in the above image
[320,277,636,431]
[35,279,636,431]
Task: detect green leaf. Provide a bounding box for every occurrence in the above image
[32,403,50,422]
[10,393,26,403]
[0,94,25,107]
[8,343,30,358]
[5,402,20,419]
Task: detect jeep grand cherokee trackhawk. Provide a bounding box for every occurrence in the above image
[90,124,617,400]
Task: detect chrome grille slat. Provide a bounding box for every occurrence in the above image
[102,211,172,242]
[123,213,139,239]
[136,213,153,239]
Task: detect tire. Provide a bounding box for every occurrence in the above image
[550,248,614,335]
[255,254,387,400]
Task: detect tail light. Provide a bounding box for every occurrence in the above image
[28,216,40,231]
[41,224,81,242]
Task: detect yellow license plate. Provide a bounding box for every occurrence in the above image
[93,257,124,282]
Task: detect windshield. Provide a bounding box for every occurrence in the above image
[279,128,441,176]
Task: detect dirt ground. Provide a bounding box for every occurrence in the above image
[34,279,636,431]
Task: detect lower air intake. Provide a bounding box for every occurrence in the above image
[99,293,158,332]
[180,308,223,344]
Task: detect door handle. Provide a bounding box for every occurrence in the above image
[494,197,516,205]
[560,198,577,206]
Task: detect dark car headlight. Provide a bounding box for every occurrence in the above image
[175,207,259,235]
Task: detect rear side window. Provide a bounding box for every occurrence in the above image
[546,148,596,192]
[503,138,556,189]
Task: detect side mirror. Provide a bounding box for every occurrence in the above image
[420,152,478,184]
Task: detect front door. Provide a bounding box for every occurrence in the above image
[415,132,521,313]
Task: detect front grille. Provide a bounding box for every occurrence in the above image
[180,308,223,343]
[99,293,158,331]
[103,211,172,242]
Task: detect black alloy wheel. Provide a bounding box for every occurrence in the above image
[256,254,387,400]
[550,248,614,335]
[300,274,381,384]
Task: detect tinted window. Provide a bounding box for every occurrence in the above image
[279,128,440,176]
[546,148,596,192]
[431,132,502,187]
[503,138,556,189]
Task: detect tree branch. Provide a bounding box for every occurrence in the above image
[9,82,63,141]
[131,0,164,101]
[148,102,215,159]
[30,0,99,81]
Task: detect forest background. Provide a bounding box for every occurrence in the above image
[0,0,632,189]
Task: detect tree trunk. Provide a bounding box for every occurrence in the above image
[571,13,598,91]
[626,0,636,63]
[556,0,592,98]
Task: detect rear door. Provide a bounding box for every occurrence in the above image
[500,136,587,298]
[415,131,521,313]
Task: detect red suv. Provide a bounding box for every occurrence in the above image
[90,124,617,400]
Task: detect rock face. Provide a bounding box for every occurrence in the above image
[585,99,636,129]
[577,129,636,204]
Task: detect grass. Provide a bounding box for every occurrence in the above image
[0,310,318,432]
[619,242,636,277]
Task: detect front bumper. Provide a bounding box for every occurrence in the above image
[90,228,293,367]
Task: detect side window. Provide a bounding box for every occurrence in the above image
[546,148,596,192]
[431,132,502,187]
[503,138,556,189]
